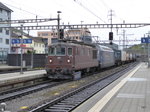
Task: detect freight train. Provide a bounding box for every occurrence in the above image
[45,40,136,79]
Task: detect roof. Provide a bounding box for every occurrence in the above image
[0,2,13,12]
[50,40,95,48]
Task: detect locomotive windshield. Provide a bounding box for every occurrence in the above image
[48,46,66,56]
[56,46,66,56]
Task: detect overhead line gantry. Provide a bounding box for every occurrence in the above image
[1,23,150,30]
[0,18,58,24]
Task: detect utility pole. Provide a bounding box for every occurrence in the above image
[118,29,134,50]
[148,37,150,68]
[108,9,115,44]
[146,32,150,67]
[20,24,23,74]
[123,30,126,50]
[57,11,61,39]
[108,9,114,32]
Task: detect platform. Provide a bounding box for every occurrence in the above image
[0,65,21,71]
[72,63,150,112]
[0,69,46,86]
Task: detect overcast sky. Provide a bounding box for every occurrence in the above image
[1,0,150,46]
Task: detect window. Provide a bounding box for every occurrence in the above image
[48,47,55,55]
[68,48,72,56]
[42,33,48,36]
[92,50,97,59]
[0,28,2,33]
[0,38,2,43]
[6,39,9,44]
[56,46,65,56]
[6,30,9,35]
[0,8,2,13]
[7,11,10,17]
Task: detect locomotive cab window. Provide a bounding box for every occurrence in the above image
[92,50,97,59]
[68,48,73,56]
[48,47,55,56]
[56,46,66,56]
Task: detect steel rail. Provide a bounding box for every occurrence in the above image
[29,62,138,112]
[0,80,69,103]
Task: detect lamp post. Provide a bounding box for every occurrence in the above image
[148,36,150,68]
[20,24,23,74]
[57,11,61,39]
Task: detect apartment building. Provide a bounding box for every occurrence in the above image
[37,30,58,45]
[0,2,12,60]
[66,28,92,43]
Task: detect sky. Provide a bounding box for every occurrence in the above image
[1,0,150,47]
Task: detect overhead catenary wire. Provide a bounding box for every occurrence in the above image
[95,0,124,22]
[74,0,107,24]
[2,2,45,18]
[99,0,110,10]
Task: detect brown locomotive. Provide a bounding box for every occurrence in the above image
[45,41,98,79]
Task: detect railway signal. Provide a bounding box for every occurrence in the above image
[59,29,64,39]
[109,32,113,40]
[109,32,113,45]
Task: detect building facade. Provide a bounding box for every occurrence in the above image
[37,30,58,45]
[37,28,92,46]
[66,28,92,43]
[0,2,12,61]
[11,30,45,54]
[37,30,58,53]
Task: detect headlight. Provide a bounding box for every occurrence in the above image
[49,59,52,63]
[67,59,71,63]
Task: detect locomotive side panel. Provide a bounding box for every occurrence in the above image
[74,45,98,70]
[97,45,115,68]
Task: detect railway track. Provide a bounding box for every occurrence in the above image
[0,80,69,103]
[29,62,138,112]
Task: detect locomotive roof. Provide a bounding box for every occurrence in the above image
[96,44,114,52]
[50,40,96,48]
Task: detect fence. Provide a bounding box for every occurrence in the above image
[7,54,47,68]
